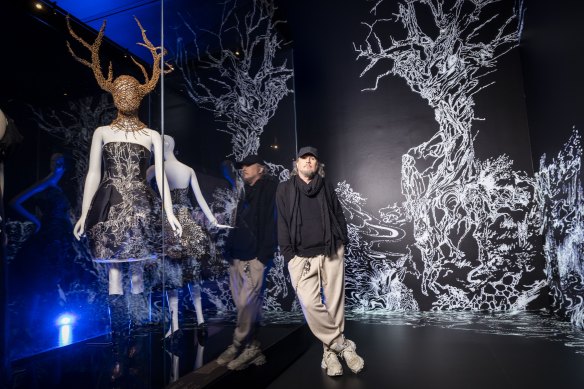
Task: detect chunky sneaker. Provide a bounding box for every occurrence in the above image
[226,343,266,370]
[331,339,364,374]
[321,350,343,376]
[216,344,240,366]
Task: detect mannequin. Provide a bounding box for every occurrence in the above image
[67,16,182,336]
[147,135,230,339]
[11,153,66,234]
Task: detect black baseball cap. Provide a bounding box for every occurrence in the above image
[236,154,264,168]
[297,146,318,159]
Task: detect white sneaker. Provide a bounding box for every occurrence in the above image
[216,344,239,366]
[321,350,343,376]
[331,339,364,374]
[226,343,266,370]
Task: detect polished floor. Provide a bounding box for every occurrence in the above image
[268,317,584,389]
[8,318,303,389]
[8,311,584,388]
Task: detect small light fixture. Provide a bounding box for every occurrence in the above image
[34,2,44,10]
[270,137,279,150]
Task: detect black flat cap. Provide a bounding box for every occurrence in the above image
[297,146,318,159]
[237,154,264,168]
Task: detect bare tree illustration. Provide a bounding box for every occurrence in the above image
[31,94,116,214]
[355,0,543,309]
[536,127,584,328]
[174,0,293,161]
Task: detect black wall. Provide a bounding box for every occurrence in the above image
[281,0,535,208]
[279,0,547,311]
[521,1,584,157]
[520,0,584,327]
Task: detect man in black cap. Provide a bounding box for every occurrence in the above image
[217,154,278,370]
[276,146,364,377]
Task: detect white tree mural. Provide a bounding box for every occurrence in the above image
[173,0,295,314]
[536,127,584,328]
[174,0,293,161]
[31,94,116,215]
[354,0,545,310]
[335,181,414,311]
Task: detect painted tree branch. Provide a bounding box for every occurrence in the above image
[355,0,541,309]
[175,0,293,161]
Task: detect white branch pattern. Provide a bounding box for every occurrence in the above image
[353,0,544,310]
[536,127,584,328]
[175,0,293,161]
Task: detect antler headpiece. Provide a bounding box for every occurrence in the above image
[66,15,169,131]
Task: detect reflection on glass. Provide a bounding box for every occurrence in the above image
[7,153,89,359]
[146,134,229,340]
[160,0,301,382]
[3,0,302,385]
[57,323,73,347]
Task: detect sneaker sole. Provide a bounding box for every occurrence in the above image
[227,354,266,371]
[216,355,237,366]
[348,361,364,374]
[321,359,343,376]
[344,357,364,374]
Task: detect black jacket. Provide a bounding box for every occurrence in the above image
[224,175,278,264]
[276,176,348,262]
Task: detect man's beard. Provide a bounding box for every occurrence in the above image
[299,167,317,180]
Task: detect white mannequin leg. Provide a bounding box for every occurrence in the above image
[188,282,204,325]
[109,264,123,295]
[195,342,204,369]
[127,263,150,326]
[129,263,144,294]
[165,289,180,338]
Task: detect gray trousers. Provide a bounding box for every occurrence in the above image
[287,245,345,348]
[228,258,266,347]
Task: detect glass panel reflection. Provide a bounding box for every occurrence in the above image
[159,0,302,383]
[3,0,302,386]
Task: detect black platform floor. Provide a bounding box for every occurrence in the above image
[8,320,303,389]
[8,311,584,388]
[268,315,584,389]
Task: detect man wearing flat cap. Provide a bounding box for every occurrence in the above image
[276,146,365,377]
[217,154,278,370]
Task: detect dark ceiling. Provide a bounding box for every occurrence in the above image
[1,0,291,110]
[2,1,142,108]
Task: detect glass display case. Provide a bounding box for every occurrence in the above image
[2,0,303,386]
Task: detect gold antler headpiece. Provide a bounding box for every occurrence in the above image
[65,15,167,97]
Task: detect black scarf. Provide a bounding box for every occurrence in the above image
[292,174,336,257]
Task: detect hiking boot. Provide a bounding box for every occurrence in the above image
[331,339,364,374]
[226,343,266,370]
[321,350,343,376]
[216,344,240,366]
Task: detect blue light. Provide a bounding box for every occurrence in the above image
[58,325,73,347]
[56,313,76,326]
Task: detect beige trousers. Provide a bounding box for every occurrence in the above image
[287,245,345,348]
[228,258,266,346]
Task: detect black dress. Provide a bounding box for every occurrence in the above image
[85,142,160,262]
[165,187,208,260]
[151,187,209,289]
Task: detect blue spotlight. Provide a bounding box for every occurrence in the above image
[56,313,76,347]
[58,324,73,347]
[56,313,76,326]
